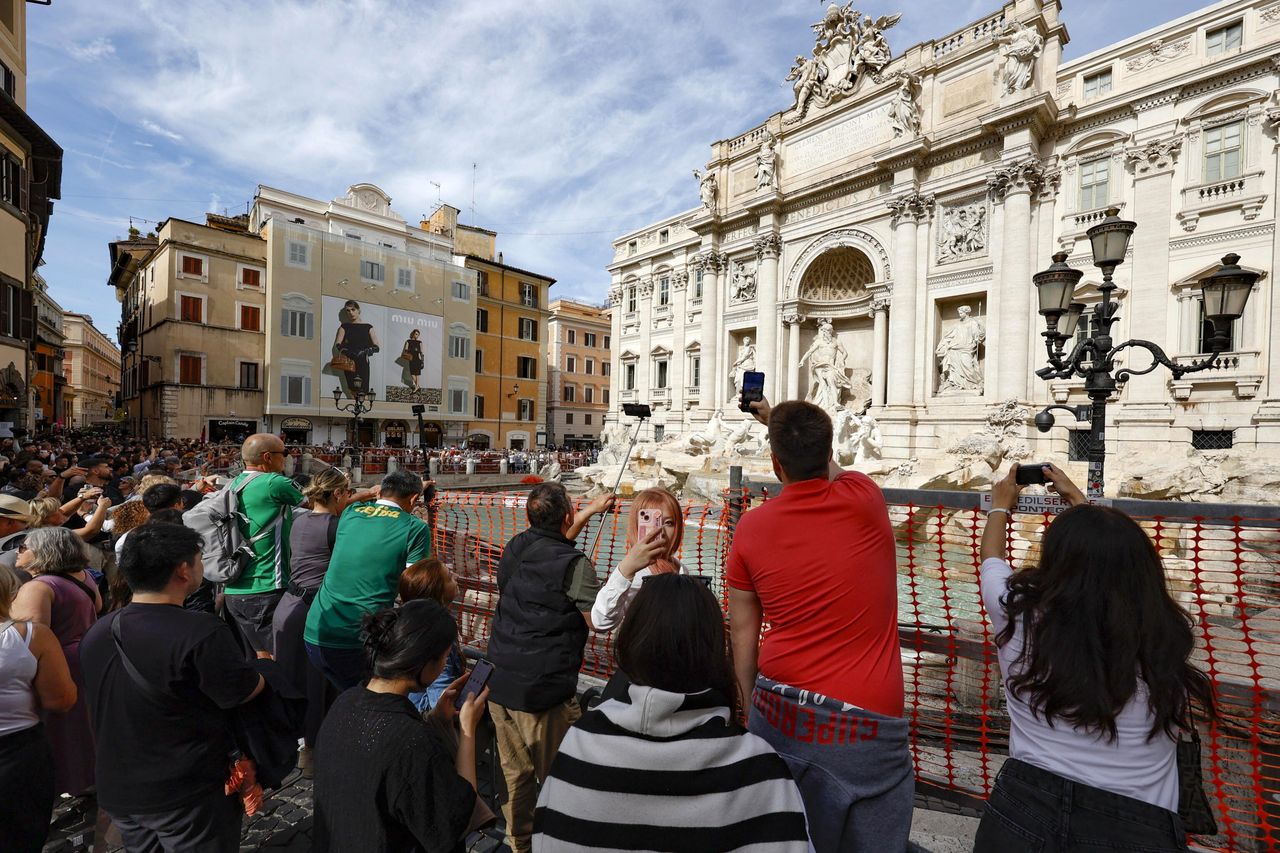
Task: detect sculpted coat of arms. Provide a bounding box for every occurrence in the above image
[786,4,901,123]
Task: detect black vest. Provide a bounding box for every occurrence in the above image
[485,527,589,712]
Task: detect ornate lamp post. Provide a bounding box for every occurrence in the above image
[1032,208,1258,499]
[332,377,374,451]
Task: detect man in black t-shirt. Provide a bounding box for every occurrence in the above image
[81,524,264,852]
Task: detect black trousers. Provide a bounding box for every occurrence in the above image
[975,758,1187,852]
[109,788,242,853]
[0,725,55,853]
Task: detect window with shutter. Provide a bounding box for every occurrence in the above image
[239,305,261,331]
[181,255,203,277]
[180,295,203,323]
[240,267,262,289]
[179,355,203,385]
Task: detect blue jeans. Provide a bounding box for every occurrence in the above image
[408,644,463,713]
[975,758,1187,852]
[304,642,368,693]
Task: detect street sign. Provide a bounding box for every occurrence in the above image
[979,492,1111,515]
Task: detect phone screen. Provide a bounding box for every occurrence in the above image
[454,659,495,710]
[739,371,765,412]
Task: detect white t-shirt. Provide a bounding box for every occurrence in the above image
[980,556,1178,811]
[591,561,684,632]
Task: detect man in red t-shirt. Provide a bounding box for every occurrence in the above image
[727,399,913,852]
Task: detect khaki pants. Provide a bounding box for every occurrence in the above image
[490,697,581,853]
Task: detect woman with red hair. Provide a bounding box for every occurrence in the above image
[590,488,684,632]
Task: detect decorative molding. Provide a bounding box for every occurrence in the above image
[870,296,892,313]
[672,271,689,291]
[927,264,993,292]
[936,199,989,264]
[753,231,782,260]
[1169,223,1275,251]
[1124,37,1191,73]
[607,287,622,306]
[1124,136,1183,175]
[987,158,1044,201]
[782,313,807,326]
[885,192,934,224]
[783,227,893,299]
[1180,60,1276,101]
[1261,2,1280,24]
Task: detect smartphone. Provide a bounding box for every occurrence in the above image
[739,371,765,413]
[637,508,661,542]
[1016,463,1049,486]
[453,659,495,711]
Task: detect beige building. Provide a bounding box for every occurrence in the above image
[32,273,63,428]
[547,298,610,448]
[112,214,266,440]
[61,313,120,429]
[0,0,60,433]
[252,184,481,447]
[611,0,1280,481]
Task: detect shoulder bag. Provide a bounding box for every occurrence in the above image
[1177,706,1218,836]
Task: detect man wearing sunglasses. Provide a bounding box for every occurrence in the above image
[222,434,304,657]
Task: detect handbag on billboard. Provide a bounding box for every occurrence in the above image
[328,352,356,372]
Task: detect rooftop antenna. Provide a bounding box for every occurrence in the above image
[471,162,477,223]
[430,181,441,206]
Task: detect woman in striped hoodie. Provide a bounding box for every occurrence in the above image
[533,574,811,852]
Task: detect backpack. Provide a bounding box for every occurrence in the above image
[184,471,280,584]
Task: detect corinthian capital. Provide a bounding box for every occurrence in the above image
[638,278,655,297]
[782,312,806,326]
[753,231,782,260]
[886,192,934,224]
[607,286,623,306]
[1124,136,1182,175]
[673,271,689,290]
[987,158,1045,202]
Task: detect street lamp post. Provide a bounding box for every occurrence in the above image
[332,377,374,452]
[1032,208,1258,499]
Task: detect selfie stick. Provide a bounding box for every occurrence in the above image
[585,411,648,560]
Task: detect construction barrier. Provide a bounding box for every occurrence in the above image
[426,483,1280,852]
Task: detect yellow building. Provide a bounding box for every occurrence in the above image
[546,299,610,448]
[112,214,267,440]
[0,0,60,433]
[467,251,553,450]
[61,313,120,429]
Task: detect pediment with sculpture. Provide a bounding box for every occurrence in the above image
[785,4,901,124]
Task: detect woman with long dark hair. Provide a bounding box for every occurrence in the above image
[332,299,379,395]
[975,464,1215,851]
[533,574,810,851]
[313,599,484,852]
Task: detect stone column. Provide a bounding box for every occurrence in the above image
[696,251,721,416]
[754,232,782,402]
[671,270,688,427]
[1122,137,1184,404]
[607,285,623,419]
[885,193,930,407]
[871,298,890,407]
[636,278,654,402]
[784,313,805,401]
[987,160,1043,401]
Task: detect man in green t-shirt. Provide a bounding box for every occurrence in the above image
[304,469,431,690]
[223,434,304,657]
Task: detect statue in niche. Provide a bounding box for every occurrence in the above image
[693,169,718,210]
[728,337,756,402]
[937,203,987,262]
[754,131,779,191]
[799,319,854,416]
[936,305,986,393]
[887,72,921,139]
[994,21,1043,95]
[730,263,757,303]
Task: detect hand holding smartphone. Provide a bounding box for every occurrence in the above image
[636,508,662,543]
[739,371,765,413]
[454,659,495,711]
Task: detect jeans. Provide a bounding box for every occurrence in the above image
[975,758,1187,852]
[110,789,242,853]
[304,642,368,693]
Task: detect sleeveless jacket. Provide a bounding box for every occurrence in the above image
[486,526,589,712]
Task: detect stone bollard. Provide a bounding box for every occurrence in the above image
[283,455,296,477]
[387,456,398,475]
[499,459,508,476]
[301,452,313,474]
[352,465,363,484]
[466,459,476,476]
[429,457,440,478]
[341,453,352,470]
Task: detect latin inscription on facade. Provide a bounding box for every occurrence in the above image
[785,103,892,175]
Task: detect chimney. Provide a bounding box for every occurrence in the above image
[498,251,504,265]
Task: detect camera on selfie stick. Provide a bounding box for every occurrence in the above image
[585,403,652,560]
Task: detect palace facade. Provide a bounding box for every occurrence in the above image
[608,0,1280,471]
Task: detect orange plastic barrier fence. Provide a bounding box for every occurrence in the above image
[426,488,1280,851]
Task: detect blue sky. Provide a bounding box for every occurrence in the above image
[29,0,1207,337]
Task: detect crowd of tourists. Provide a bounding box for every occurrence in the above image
[0,408,1213,852]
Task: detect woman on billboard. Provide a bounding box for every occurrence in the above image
[331,300,379,395]
[400,329,424,390]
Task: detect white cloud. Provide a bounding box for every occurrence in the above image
[66,37,115,62]
[139,119,182,143]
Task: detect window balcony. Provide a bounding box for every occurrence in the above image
[621,389,637,401]
[1177,170,1266,232]
[650,387,669,400]
[1170,350,1262,399]
[684,386,701,398]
